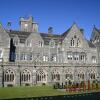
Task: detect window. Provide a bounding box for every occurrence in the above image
[24,24,28,31]
[43,56,48,62]
[92,56,96,63]
[65,74,73,80]
[4,69,15,82]
[26,40,31,47]
[52,72,60,81]
[51,54,56,62]
[25,24,28,27]
[39,41,43,47]
[73,52,79,60]
[15,54,19,60]
[80,52,86,61]
[89,73,95,79]
[51,70,60,81]
[78,73,84,79]
[21,69,31,82]
[27,53,33,60]
[71,38,74,46]
[36,70,46,82]
[67,52,73,60]
[0,50,2,58]
[50,39,55,48]
[20,53,26,60]
[77,38,80,47]
[14,39,18,46]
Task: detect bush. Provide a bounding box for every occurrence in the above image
[53,84,58,89]
[25,83,30,86]
[7,84,13,87]
[42,83,46,86]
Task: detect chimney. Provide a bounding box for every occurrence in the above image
[80,29,84,35]
[48,27,53,34]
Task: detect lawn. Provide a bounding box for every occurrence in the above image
[0,85,68,99]
[0,84,100,100]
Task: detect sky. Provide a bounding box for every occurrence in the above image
[0,0,100,40]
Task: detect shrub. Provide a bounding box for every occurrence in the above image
[25,83,30,86]
[7,84,13,87]
[42,83,46,86]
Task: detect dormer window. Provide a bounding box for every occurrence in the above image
[39,41,43,47]
[14,39,18,46]
[92,56,96,63]
[13,36,19,46]
[26,40,31,47]
[50,39,55,48]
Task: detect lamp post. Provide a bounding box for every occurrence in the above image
[18,64,21,86]
[0,58,4,87]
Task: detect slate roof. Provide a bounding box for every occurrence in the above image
[40,33,62,45]
[96,29,100,35]
[87,40,96,48]
[6,30,31,43]
[6,28,96,48]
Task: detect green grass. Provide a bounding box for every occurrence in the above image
[0,86,68,99]
[0,83,100,99]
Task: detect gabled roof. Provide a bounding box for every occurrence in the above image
[93,26,100,35]
[62,27,71,37]
[40,33,62,45]
[87,40,96,48]
[61,23,83,40]
[6,30,31,43]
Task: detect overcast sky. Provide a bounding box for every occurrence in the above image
[0,0,100,40]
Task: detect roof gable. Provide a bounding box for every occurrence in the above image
[7,30,31,43]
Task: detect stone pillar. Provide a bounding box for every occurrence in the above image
[0,67,2,87]
[47,66,52,85]
[32,68,37,85]
[61,67,65,85]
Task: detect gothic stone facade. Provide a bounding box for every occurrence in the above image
[0,16,100,87]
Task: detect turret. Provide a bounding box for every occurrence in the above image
[20,16,38,32]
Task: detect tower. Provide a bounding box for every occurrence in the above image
[20,16,38,32]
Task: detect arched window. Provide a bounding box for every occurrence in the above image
[36,70,46,82]
[21,69,31,82]
[89,73,95,79]
[77,73,84,80]
[71,38,74,46]
[4,69,15,82]
[51,70,60,81]
[65,74,73,80]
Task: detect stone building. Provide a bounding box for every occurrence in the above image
[0,16,100,87]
